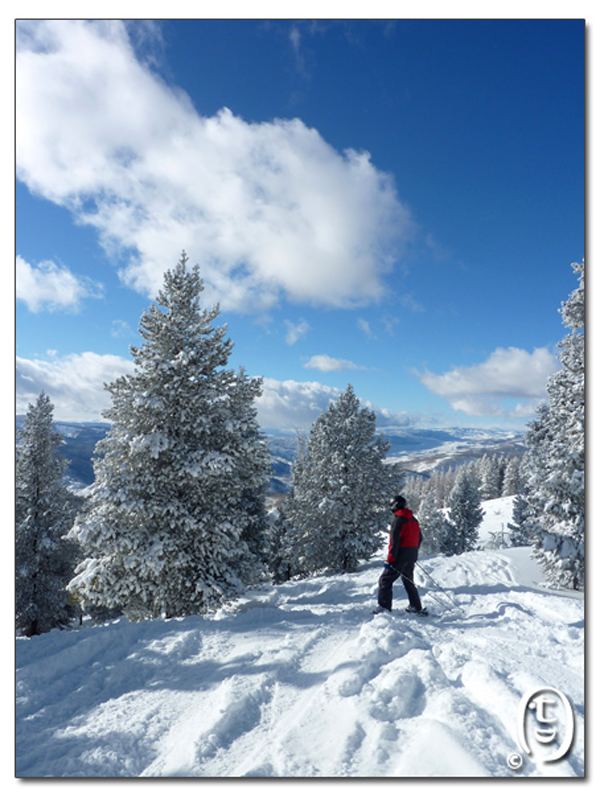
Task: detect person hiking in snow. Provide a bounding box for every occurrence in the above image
[374,495,427,615]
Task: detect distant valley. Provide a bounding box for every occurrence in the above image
[16,418,525,493]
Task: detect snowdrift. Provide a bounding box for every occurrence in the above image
[16,529,584,778]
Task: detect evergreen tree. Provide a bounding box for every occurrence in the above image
[440,466,458,507]
[496,455,508,496]
[442,470,484,555]
[524,261,584,589]
[16,392,79,636]
[403,474,425,513]
[519,404,554,552]
[267,434,307,581]
[416,486,450,555]
[479,454,499,500]
[507,493,532,546]
[227,367,272,586]
[67,253,270,619]
[284,385,403,574]
[265,505,294,583]
[429,467,455,509]
[502,456,522,496]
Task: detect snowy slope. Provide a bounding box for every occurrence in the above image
[478,495,519,548]
[16,513,584,779]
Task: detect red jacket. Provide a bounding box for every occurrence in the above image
[387,508,421,563]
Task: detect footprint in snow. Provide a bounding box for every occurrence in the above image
[331,626,425,698]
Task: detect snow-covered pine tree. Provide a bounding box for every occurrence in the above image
[433,466,457,508]
[225,365,272,586]
[415,485,450,555]
[507,493,532,546]
[16,392,79,636]
[266,505,294,583]
[502,456,522,496]
[67,253,270,620]
[266,434,307,581]
[442,469,484,555]
[479,454,501,500]
[284,385,403,575]
[489,455,504,499]
[403,474,426,513]
[524,261,584,589]
[519,403,553,550]
[427,469,447,509]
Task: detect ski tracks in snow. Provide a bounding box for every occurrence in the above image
[15,549,584,777]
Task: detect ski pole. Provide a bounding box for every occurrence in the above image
[415,561,465,614]
[384,562,453,612]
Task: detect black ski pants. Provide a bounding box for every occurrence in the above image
[378,551,422,611]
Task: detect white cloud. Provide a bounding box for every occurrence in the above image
[357,318,375,339]
[111,320,134,339]
[16,20,414,313]
[304,354,367,372]
[255,378,340,429]
[284,318,310,345]
[16,353,338,428]
[288,25,308,78]
[16,352,134,422]
[418,346,559,417]
[256,377,428,430]
[382,315,400,336]
[398,294,424,313]
[362,401,427,428]
[16,255,103,312]
[15,353,431,432]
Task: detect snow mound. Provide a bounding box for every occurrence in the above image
[16,545,584,778]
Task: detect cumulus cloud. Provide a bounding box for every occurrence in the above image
[16,255,103,312]
[256,378,427,430]
[16,20,414,313]
[15,353,431,431]
[304,354,367,372]
[256,378,341,430]
[16,352,134,422]
[16,353,337,428]
[417,346,559,417]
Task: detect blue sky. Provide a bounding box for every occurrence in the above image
[15,18,585,430]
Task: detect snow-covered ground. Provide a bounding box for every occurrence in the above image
[16,498,584,779]
[478,495,519,548]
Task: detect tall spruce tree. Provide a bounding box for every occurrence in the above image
[479,454,503,500]
[266,434,307,581]
[502,456,522,496]
[266,505,295,583]
[442,470,484,555]
[16,392,79,636]
[283,384,404,575]
[67,253,270,619]
[523,261,584,589]
[416,486,450,555]
[507,493,532,547]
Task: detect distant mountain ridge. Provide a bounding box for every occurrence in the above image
[16,417,525,492]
